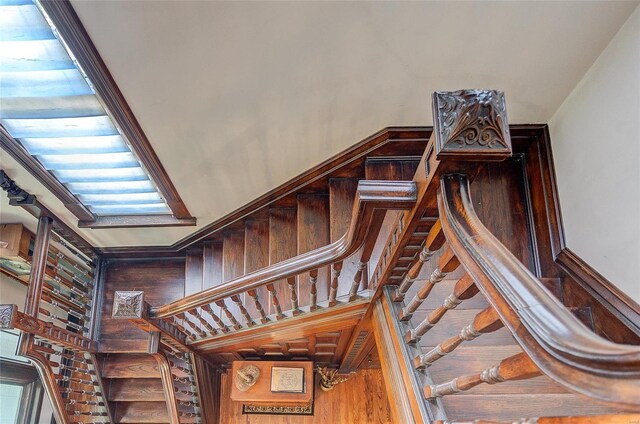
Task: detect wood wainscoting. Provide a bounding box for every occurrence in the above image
[219,368,393,423]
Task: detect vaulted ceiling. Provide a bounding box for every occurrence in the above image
[1,1,637,247]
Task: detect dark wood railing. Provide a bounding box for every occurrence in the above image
[438,173,640,407]
[369,90,640,423]
[113,180,417,347]
[0,195,111,423]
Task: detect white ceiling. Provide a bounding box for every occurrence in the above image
[1,1,638,248]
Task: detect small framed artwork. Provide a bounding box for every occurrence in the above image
[270,367,305,393]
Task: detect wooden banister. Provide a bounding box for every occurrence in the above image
[149,180,417,318]
[438,172,640,408]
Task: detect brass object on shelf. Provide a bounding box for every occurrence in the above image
[235,365,260,392]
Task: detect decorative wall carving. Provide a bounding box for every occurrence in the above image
[432,90,511,160]
[0,304,16,328]
[112,291,144,318]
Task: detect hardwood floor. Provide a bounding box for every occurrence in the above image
[219,369,393,423]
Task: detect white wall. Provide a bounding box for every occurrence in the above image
[549,5,640,302]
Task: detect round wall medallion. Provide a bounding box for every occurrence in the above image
[235,365,260,391]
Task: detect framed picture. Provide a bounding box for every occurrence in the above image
[270,367,305,393]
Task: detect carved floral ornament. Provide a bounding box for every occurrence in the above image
[432,89,512,159]
[0,304,16,328]
[112,291,144,318]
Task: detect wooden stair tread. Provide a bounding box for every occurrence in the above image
[101,355,160,379]
[442,394,626,421]
[107,378,165,401]
[113,401,169,423]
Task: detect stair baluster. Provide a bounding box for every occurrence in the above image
[246,289,270,324]
[406,273,478,344]
[424,352,541,399]
[398,245,460,321]
[214,300,243,331]
[266,283,285,320]
[414,306,503,369]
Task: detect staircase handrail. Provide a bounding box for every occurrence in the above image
[150,180,417,319]
[438,173,640,407]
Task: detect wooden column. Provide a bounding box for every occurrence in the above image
[24,216,53,316]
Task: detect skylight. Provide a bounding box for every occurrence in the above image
[0,0,171,216]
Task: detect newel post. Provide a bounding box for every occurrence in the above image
[432,89,512,162]
[112,291,190,349]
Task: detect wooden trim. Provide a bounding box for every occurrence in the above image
[371,289,437,424]
[0,305,97,351]
[99,127,431,257]
[17,335,69,424]
[1,128,96,222]
[192,297,369,352]
[191,354,222,423]
[557,248,640,332]
[148,334,181,424]
[23,0,192,223]
[1,169,97,258]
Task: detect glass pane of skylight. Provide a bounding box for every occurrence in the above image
[20,135,129,155]
[0,0,173,216]
[0,69,93,97]
[37,152,139,170]
[0,95,105,119]
[2,115,117,138]
[79,192,162,205]
[89,203,171,215]
[66,180,155,194]
[53,167,149,183]
[0,39,74,71]
[0,3,54,41]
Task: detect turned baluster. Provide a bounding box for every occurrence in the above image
[41,292,86,317]
[59,387,102,396]
[266,283,285,320]
[178,400,199,407]
[406,274,478,344]
[414,306,502,369]
[328,262,342,306]
[230,295,254,327]
[399,245,460,321]
[168,316,196,341]
[286,276,302,316]
[309,269,319,311]
[70,411,108,417]
[201,304,229,333]
[174,388,196,396]
[187,309,218,337]
[59,364,95,375]
[214,299,242,331]
[176,313,207,338]
[38,308,88,333]
[394,220,446,302]
[59,375,98,386]
[424,352,540,399]
[64,399,104,406]
[246,289,269,324]
[348,261,368,301]
[169,361,192,375]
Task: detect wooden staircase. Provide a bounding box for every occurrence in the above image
[101,354,169,424]
[394,259,623,421]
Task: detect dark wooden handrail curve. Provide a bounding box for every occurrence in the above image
[151,180,418,318]
[438,173,640,409]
